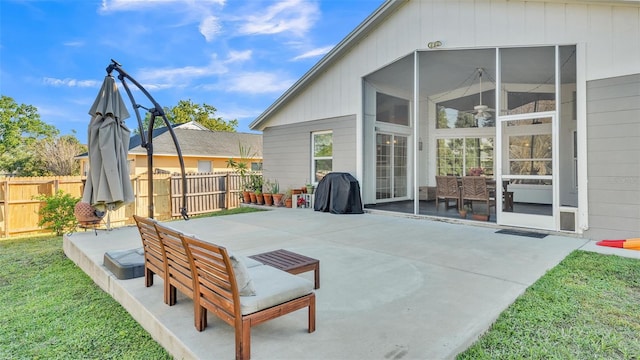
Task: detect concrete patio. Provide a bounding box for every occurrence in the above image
[63,209,635,360]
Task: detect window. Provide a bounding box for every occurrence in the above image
[436,104,495,129]
[197,160,212,173]
[312,131,332,183]
[251,162,263,171]
[436,137,494,176]
[376,93,409,126]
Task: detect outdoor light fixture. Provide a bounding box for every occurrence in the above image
[427,40,442,49]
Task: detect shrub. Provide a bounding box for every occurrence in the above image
[35,190,80,235]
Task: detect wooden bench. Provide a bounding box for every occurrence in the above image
[133,216,168,302]
[181,234,316,360]
[154,223,194,307]
[134,216,194,307]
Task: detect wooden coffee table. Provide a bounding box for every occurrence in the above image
[249,249,320,289]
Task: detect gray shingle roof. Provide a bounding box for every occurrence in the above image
[129,128,262,158]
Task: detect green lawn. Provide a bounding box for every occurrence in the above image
[0,207,263,360]
[0,234,171,360]
[2,210,639,359]
[458,251,640,359]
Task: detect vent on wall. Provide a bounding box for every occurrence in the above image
[559,207,578,232]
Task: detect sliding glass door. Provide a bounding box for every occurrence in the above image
[376,133,408,201]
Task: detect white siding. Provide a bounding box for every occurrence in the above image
[262,115,357,190]
[259,0,640,130]
[585,73,640,240]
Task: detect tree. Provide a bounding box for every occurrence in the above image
[35,134,86,175]
[0,95,59,175]
[137,99,238,133]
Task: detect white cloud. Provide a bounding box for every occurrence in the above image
[292,45,334,61]
[238,0,319,36]
[135,50,247,85]
[199,15,222,42]
[217,106,263,122]
[225,71,294,94]
[43,78,100,88]
[100,0,226,42]
[225,50,252,63]
[100,0,225,13]
[63,41,85,47]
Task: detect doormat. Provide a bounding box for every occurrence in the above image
[495,229,548,239]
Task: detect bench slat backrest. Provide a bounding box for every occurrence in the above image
[181,234,241,328]
[155,224,194,301]
[133,215,165,286]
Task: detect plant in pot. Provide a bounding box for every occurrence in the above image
[263,180,274,206]
[283,188,293,208]
[248,173,263,204]
[471,212,489,221]
[255,189,264,205]
[305,182,315,194]
[226,143,258,204]
[271,181,283,207]
[459,205,470,218]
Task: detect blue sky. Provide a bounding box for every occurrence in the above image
[1,0,384,143]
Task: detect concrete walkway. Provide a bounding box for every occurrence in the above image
[63,209,636,360]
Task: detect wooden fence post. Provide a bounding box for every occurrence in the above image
[225,173,230,210]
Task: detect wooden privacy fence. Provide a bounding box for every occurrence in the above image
[0,172,249,238]
[170,172,244,217]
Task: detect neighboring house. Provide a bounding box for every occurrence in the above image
[78,121,262,176]
[250,0,640,240]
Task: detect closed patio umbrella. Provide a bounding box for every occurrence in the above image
[82,75,134,213]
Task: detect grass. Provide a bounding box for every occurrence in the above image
[0,234,171,360]
[0,207,263,359]
[458,251,640,359]
[3,208,638,359]
[188,205,265,218]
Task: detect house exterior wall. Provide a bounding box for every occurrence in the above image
[585,73,640,240]
[262,115,357,191]
[130,155,258,175]
[256,1,640,131]
[255,0,640,236]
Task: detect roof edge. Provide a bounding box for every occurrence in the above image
[249,0,406,130]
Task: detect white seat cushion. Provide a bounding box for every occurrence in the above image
[229,253,257,296]
[237,255,263,268]
[240,266,313,315]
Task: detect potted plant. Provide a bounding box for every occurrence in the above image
[306,182,315,194]
[459,205,470,218]
[271,181,283,207]
[226,143,258,204]
[255,189,264,205]
[283,188,293,208]
[263,180,274,206]
[247,173,263,204]
[471,212,489,221]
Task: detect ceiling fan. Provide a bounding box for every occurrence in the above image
[472,68,494,120]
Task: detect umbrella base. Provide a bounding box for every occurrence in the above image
[103,248,145,280]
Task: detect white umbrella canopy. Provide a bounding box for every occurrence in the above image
[82,75,134,212]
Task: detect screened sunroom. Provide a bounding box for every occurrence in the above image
[362,45,579,232]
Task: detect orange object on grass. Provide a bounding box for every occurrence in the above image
[596,238,640,250]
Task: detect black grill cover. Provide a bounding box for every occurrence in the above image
[314,172,363,214]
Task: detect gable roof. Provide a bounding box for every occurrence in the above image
[249,0,401,131]
[128,128,263,158]
[249,0,640,131]
[77,120,262,159]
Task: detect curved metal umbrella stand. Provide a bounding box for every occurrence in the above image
[106,59,189,220]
